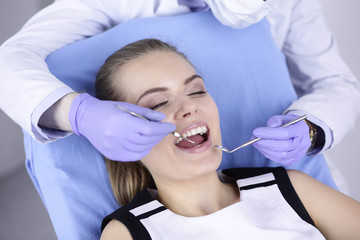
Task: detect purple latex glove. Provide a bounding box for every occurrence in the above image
[69,93,176,161]
[252,115,311,165]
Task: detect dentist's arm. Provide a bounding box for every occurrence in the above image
[252,0,360,165]
[0,0,171,143]
[283,0,360,150]
[0,0,114,142]
[41,93,175,161]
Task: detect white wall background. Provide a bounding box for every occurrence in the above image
[0,0,359,238]
[320,0,360,201]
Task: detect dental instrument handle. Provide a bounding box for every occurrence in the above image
[217,115,308,153]
[227,137,262,153]
[115,105,195,144]
[277,114,308,128]
[116,105,149,120]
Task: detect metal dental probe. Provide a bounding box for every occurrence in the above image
[115,105,196,144]
[215,115,308,153]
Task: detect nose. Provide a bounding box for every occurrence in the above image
[174,96,199,120]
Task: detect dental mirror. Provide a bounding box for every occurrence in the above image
[215,115,308,154]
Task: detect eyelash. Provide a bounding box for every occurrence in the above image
[188,90,207,96]
[150,101,168,110]
[150,91,207,110]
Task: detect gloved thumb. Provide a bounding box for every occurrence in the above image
[266,115,283,128]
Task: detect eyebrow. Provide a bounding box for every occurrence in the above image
[136,74,203,104]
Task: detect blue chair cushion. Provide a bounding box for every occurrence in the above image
[23,11,336,239]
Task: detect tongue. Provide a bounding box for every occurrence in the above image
[176,134,205,148]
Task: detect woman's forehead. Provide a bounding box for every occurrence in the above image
[119,51,196,92]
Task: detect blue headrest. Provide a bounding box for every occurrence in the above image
[24,11,335,239]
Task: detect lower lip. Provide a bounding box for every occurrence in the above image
[175,131,212,154]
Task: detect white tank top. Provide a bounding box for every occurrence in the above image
[102,167,325,240]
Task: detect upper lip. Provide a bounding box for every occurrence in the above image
[178,121,209,137]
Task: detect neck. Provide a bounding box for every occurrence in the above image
[153,172,240,217]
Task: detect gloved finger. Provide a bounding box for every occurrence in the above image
[253,135,308,156]
[117,102,166,122]
[126,133,168,146]
[252,138,300,152]
[252,127,293,140]
[278,157,298,166]
[266,114,299,127]
[259,145,308,161]
[254,144,308,164]
[266,115,283,127]
[121,140,161,154]
[253,120,307,140]
[136,120,176,136]
[255,148,299,165]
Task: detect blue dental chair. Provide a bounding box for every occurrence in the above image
[23,11,336,239]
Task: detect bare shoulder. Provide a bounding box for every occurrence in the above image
[286,169,333,199]
[286,169,360,239]
[287,169,311,184]
[100,219,133,240]
[286,169,335,229]
[286,169,305,180]
[286,169,326,191]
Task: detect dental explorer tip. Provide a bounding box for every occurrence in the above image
[215,145,225,150]
[215,145,231,153]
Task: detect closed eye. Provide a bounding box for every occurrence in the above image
[150,101,168,110]
[188,91,207,96]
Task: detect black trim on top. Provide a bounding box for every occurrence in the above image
[101,189,156,239]
[102,167,317,239]
[137,206,167,220]
[272,167,316,228]
[239,180,276,191]
[222,167,316,228]
[115,211,152,240]
[101,209,152,240]
[222,167,277,180]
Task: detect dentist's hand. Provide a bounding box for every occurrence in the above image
[69,93,176,161]
[252,115,311,165]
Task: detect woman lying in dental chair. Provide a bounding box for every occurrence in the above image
[97,39,360,240]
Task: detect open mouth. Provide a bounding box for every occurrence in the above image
[174,124,209,149]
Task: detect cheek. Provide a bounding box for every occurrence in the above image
[206,98,221,141]
[204,96,219,120]
[141,135,173,170]
[158,107,174,124]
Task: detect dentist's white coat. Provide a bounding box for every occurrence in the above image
[0,0,359,151]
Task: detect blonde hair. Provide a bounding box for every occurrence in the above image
[95,39,189,205]
[105,160,155,205]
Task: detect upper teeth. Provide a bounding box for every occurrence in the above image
[175,125,207,144]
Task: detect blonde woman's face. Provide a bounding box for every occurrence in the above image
[115,51,222,183]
